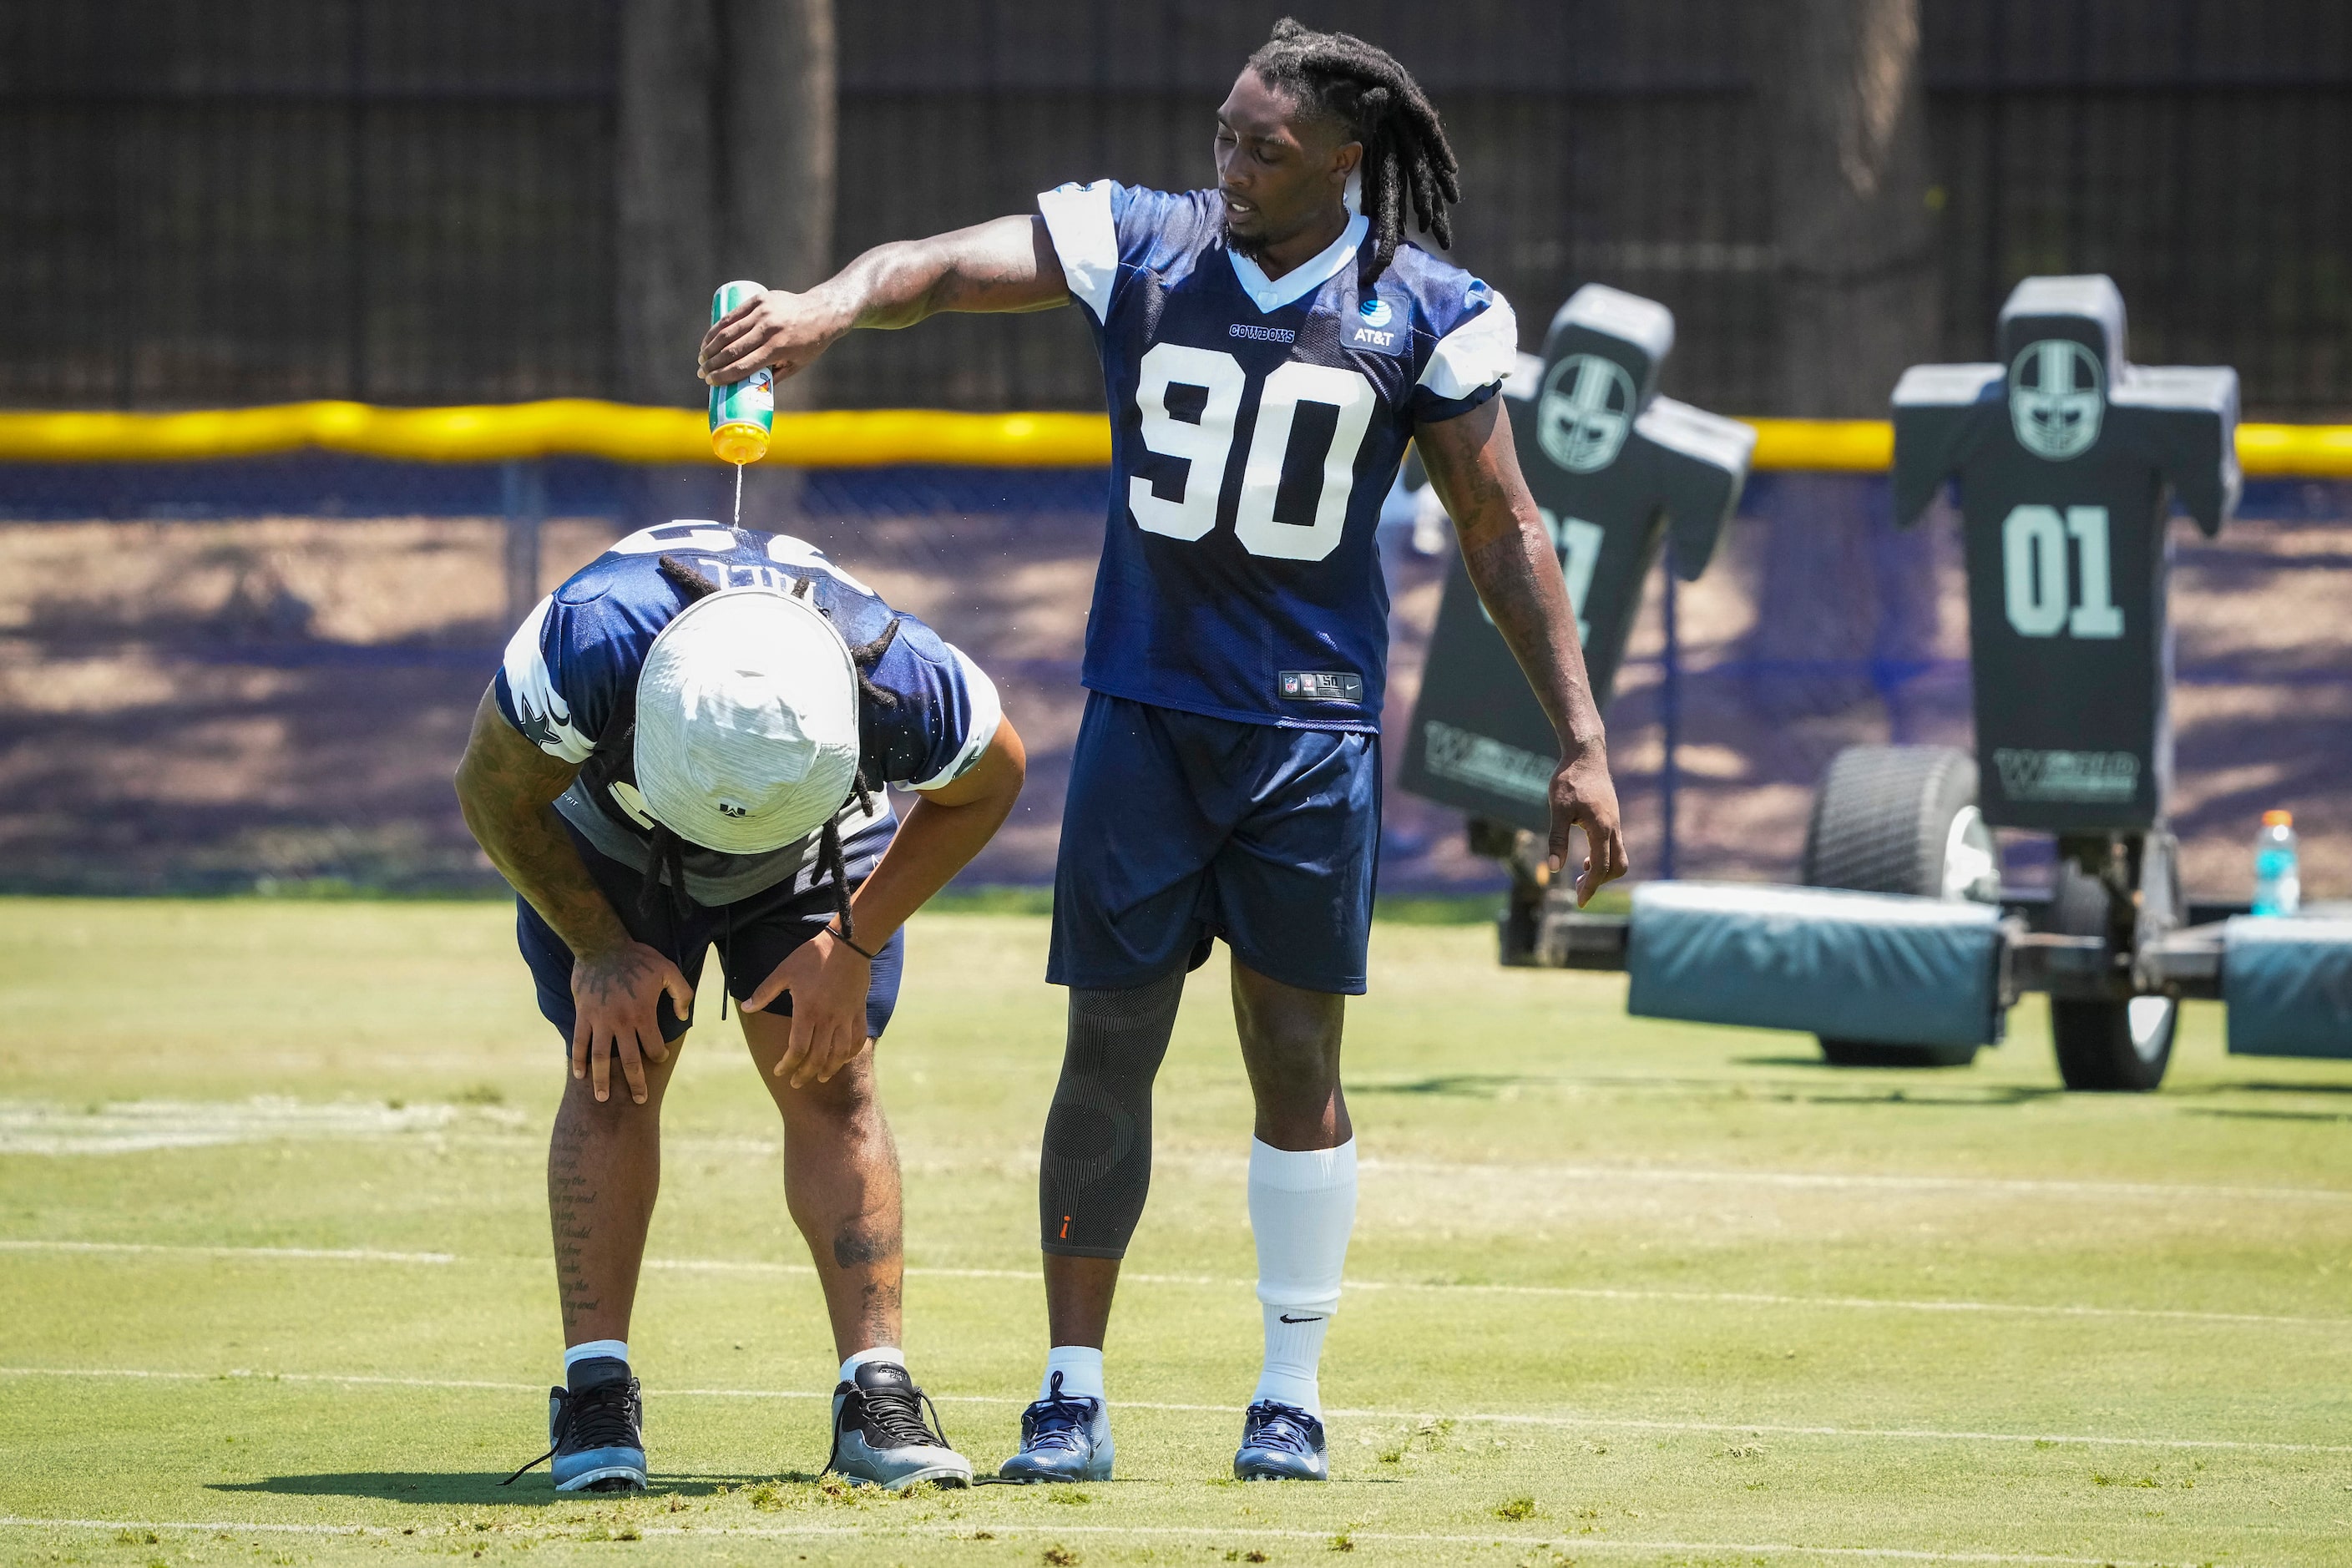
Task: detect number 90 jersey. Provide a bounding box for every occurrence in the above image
[1039,180,1518,732]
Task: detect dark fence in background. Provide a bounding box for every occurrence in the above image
[1,465,2344,897]
[2,0,2347,417]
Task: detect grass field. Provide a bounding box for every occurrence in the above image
[5,898,2352,1568]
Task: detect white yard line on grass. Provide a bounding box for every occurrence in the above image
[6,1366,2347,1456]
[0,1240,455,1264]
[648,1522,2203,1565]
[0,1519,392,1539]
[24,1110,2344,1210]
[0,1515,2213,1565]
[11,1241,2342,1329]
[0,1368,540,1392]
[658,1257,2352,1331]
[1353,1156,2352,1206]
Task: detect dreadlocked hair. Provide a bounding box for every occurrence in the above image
[1246,17,1460,289]
[634,554,903,943]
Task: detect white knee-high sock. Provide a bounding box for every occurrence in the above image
[1247,1137,1357,1419]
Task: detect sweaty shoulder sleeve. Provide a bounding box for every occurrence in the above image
[491,591,633,764]
[862,615,1004,792]
[1411,278,1520,425]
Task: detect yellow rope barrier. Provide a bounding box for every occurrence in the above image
[0,401,2344,478]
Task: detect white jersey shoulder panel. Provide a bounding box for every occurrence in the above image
[1418,291,1520,401]
[1037,180,1119,322]
[500,595,594,764]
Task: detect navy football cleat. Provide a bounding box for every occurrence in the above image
[502,1378,648,1492]
[826,1360,974,1490]
[1233,1400,1328,1481]
[997,1371,1115,1483]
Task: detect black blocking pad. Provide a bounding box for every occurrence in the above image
[1399,284,1755,834]
[1891,274,2240,834]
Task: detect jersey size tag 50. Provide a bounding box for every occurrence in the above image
[1281,670,1363,703]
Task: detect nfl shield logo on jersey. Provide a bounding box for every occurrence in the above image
[1539,353,1637,473]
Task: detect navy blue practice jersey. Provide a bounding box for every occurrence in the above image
[1039,180,1519,731]
[492,522,1001,906]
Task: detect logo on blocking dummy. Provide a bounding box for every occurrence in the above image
[1539,354,1637,473]
[2010,338,2105,459]
[1892,274,2240,833]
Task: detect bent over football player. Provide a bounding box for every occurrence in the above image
[455,523,1024,1491]
[699,19,1626,1483]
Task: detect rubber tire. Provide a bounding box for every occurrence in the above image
[1801,745,1985,898]
[2047,855,2177,1093]
[1803,744,1992,1070]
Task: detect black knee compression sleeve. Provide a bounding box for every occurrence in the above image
[1039,971,1185,1257]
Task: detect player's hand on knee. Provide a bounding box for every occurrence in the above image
[697,288,839,387]
[1550,749,1630,907]
[569,941,692,1105]
[748,930,872,1089]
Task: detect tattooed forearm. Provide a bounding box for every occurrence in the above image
[454,686,632,959]
[1423,401,1610,755]
[1460,519,1605,751]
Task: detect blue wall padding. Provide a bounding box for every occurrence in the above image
[1626,882,2006,1047]
[2223,917,2352,1058]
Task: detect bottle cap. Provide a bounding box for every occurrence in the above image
[2263,809,2293,827]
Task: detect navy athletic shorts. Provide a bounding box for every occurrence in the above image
[1048,692,1380,996]
[517,822,907,1046]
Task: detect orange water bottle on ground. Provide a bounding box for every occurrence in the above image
[708,280,774,466]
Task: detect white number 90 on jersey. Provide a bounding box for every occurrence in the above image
[1130,343,1376,563]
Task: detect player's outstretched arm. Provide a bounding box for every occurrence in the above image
[1419,400,1631,905]
[454,688,691,1105]
[746,719,1027,1090]
[698,215,1067,387]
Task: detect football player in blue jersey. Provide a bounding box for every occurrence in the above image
[700,19,1626,1484]
[455,524,1025,1493]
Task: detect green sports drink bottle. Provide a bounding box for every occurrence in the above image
[708,280,773,465]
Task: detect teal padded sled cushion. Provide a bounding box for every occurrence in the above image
[2223,916,2352,1058]
[1626,882,2006,1048]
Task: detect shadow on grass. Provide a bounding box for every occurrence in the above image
[210,1472,791,1506]
[1354,1073,1536,1099]
[2190,1079,2352,1097]
[1360,1067,2067,1109]
[2183,1106,2352,1124]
